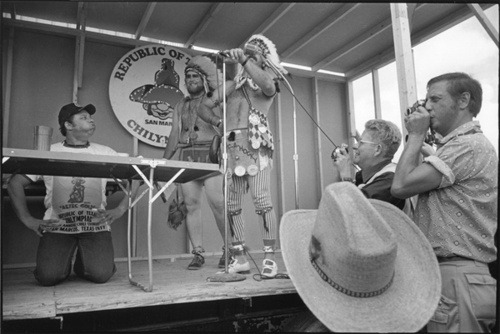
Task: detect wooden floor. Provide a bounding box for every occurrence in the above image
[2,251,297,322]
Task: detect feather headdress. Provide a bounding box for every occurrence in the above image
[185,55,223,93]
[247,34,288,75]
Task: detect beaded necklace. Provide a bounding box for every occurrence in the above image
[181,95,204,142]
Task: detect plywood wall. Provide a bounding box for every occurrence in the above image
[2,27,348,265]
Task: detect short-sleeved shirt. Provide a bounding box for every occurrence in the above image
[414,121,497,263]
[27,142,118,234]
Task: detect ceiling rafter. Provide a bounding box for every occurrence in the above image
[184,2,224,48]
[345,5,478,81]
[312,16,392,71]
[467,4,499,47]
[280,3,360,60]
[313,4,425,71]
[8,2,17,20]
[409,5,478,49]
[135,2,156,40]
[242,3,295,47]
[76,2,86,30]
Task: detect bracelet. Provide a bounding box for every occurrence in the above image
[241,57,249,67]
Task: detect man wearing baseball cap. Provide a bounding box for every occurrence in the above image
[8,102,137,286]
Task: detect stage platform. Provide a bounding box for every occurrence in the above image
[2,251,307,332]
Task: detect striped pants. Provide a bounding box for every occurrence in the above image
[227,167,276,246]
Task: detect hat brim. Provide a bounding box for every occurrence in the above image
[280,199,441,333]
[129,84,183,104]
[80,104,96,115]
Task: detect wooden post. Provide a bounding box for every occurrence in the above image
[3,29,14,145]
[312,78,324,197]
[372,69,382,119]
[276,91,286,218]
[390,3,418,139]
[346,80,357,178]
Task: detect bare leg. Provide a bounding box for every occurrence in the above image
[180,181,205,269]
[203,174,225,241]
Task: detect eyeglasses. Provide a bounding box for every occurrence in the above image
[359,140,378,146]
[354,140,380,149]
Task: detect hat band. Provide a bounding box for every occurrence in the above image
[310,257,394,298]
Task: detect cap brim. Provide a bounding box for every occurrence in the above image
[80,104,96,115]
[280,200,441,333]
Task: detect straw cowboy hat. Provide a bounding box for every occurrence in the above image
[280,182,441,332]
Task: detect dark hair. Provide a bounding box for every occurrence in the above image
[427,72,482,117]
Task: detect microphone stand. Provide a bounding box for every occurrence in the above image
[265,59,299,209]
[207,57,246,283]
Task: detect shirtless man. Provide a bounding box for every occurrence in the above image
[163,56,227,270]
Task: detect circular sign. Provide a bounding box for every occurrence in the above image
[109,45,192,147]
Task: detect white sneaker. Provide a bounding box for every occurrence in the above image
[261,259,278,278]
[218,258,250,274]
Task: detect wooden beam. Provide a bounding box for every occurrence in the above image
[73,3,87,102]
[391,3,417,139]
[4,18,146,48]
[346,5,479,81]
[313,4,425,72]
[3,29,14,146]
[276,92,286,218]
[280,3,360,59]
[76,2,85,30]
[372,69,382,119]
[346,80,357,179]
[410,5,483,48]
[312,78,324,198]
[407,3,418,30]
[467,4,499,47]
[247,3,295,42]
[312,16,391,71]
[135,2,156,40]
[184,3,224,48]
[9,2,17,20]
[76,4,87,88]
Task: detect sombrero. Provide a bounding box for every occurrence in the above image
[280,182,441,332]
[129,58,184,104]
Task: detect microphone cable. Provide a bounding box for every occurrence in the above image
[265,59,360,170]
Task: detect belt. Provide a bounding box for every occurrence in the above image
[437,256,471,263]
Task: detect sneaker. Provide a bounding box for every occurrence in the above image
[218,258,250,274]
[188,252,205,270]
[261,259,278,278]
[218,247,234,268]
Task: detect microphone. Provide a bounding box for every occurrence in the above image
[243,43,262,57]
[217,51,230,58]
